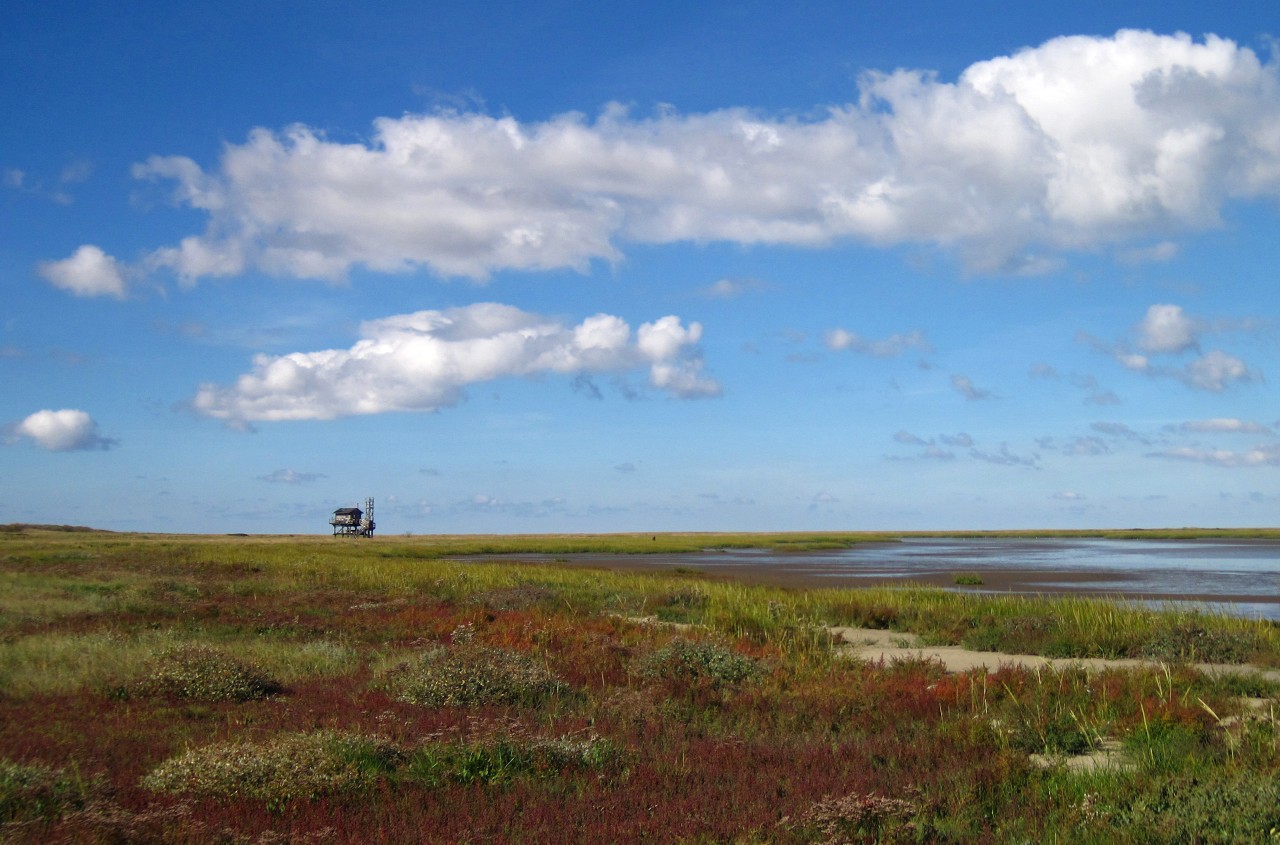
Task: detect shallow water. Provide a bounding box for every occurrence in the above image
[634,538,1280,621]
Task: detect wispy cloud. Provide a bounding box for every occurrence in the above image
[1178,418,1274,435]
[889,430,969,461]
[970,443,1040,468]
[1151,443,1280,468]
[1117,241,1180,265]
[4,159,91,206]
[825,328,930,358]
[257,468,327,484]
[951,374,993,401]
[1091,421,1150,444]
[1028,363,1058,379]
[697,277,767,299]
[1061,436,1110,456]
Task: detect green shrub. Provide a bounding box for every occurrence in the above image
[1110,774,1280,843]
[141,731,401,805]
[379,645,567,707]
[406,735,624,787]
[640,638,759,687]
[137,645,283,702]
[953,573,985,586]
[0,760,89,823]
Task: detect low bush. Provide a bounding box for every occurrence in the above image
[378,644,567,707]
[797,791,922,844]
[639,638,760,687]
[141,730,401,806]
[0,760,89,824]
[135,645,283,702]
[1108,774,1280,843]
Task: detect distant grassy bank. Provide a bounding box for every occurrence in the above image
[5,523,1278,547]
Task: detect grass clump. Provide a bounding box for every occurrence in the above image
[952,572,984,586]
[135,645,283,702]
[0,760,90,824]
[1139,621,1266,665]
[640,637,760,687]
[141,731,400,805]
[379,644,567,708]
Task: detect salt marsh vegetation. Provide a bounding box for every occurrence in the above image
[2,526,1278,842]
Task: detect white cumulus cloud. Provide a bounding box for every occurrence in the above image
[1137,304,1200,353]
[1182,348,1256,391]
[52,30,1280,284]
[1082,304,1260,392]
[192,303,719,423]
[8,409,116,451]
[37,245,127,298]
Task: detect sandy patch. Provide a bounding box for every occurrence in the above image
[827,626,1280,683]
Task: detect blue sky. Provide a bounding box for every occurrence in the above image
[3,1,1278,533]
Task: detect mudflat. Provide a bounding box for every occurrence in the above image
[526,538,1280,613]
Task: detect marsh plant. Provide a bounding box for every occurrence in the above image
[142,729,622,808]
[0,760,89,824]
[378,642,568,707]
[142,731,401,806]
[798,791,922,844]
[134,644,283,702]
[639,637,760,687]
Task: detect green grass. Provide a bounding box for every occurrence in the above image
[0,630,359,697]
